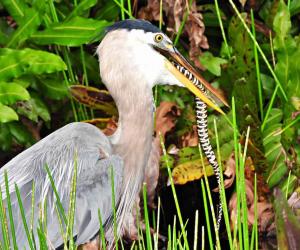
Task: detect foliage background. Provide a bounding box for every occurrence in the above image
[0,0,299,248]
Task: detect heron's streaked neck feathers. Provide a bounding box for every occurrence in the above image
[110,84,154,240]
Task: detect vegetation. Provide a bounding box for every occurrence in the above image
[0,0,299,249]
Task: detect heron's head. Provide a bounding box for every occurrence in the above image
[97,19,228,113]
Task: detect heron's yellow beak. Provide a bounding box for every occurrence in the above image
[161,46,228,115]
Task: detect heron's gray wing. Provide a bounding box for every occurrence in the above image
[0,122,123,249]
[74,155,123,245]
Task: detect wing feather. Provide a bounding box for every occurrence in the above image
[0,122,123,249]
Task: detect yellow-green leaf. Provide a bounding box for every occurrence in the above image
[0,82,30,105]
[0,48,66,81]
[171,159,214,185]
[0,103,18,123]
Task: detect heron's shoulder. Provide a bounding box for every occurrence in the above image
[48,122,110,146]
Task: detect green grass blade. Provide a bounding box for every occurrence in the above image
[200,179,213,250]
[193,210,198,250]
[4,171,17,250]
[250,9,264,121]
[44,164,68,225]
[201,226,204,250]
[250,174,258,250]
[15,183,34,250]
[241,127,251,250]
[113,0,133,18]
[160,133,190,250]
[0,186,10,249]
[214,0,231,58]
[199,145,220,250]
[98,209,107,250]
[110,166,119,250]
[213,119,233,249]
[66,155,78,249]
[120,0,125,20]
[127,0,132,17]
[142,183,153,250]
[174,0,193,46]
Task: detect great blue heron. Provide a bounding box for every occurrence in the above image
[0,19,227,249]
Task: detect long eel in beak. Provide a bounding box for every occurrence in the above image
[156,45,226,230]
[157,46,228,114]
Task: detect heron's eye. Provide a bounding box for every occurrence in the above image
[154,34,163,43]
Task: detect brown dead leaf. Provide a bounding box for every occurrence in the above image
[222,154,236,189]
[102,117,118,136]
[288,192,300,210]
[78,238,100,250]
[186,9,209,69]
[138,0,161,21]
[155,101,181,138]
[181,125,198,147]
[229,178,274,234]
[138,0,209,69]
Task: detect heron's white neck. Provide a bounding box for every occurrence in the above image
[109,85,154,236]
[110,88,154,177]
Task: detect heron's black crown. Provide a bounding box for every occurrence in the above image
[106,19,161,34]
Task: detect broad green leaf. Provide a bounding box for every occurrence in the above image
[37,76,68,100]
[0,103,18,123]
[0,48,66,81]
[0,82,30,105]
[273,0,300,149]
[31,17,111,46]
[7,6,44,48]
[263,109,289,187]
[1,0,28,25]
[8,122,35,146]
[290,0,300,16]
[273,0,293,50]
[69,49,100,83]
[199,52,227,76]
[220,14,265,170]
[15,93,50,122]
[260,73,275,97]
[66,0,97,20]
[0,123,12,150]
[95,1,120,21]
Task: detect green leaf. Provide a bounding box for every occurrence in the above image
[0,82,30,105]
[95,1,120,21]
[1,0,28,25]
[273,0,300,149]
[6,5,44,48]
[199,52,227,76]
[66,0,97,21]
[290,0,300,16]
[263,109,289,187]
[37,76,68,100]
[220,14,265,170]
[15,93,50,122]
[8,122,35,146]
[31,17,111,46]
[273,0,292,50]
[0,123,12,151]
[0,48,66,81]
[0,103,18,123]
